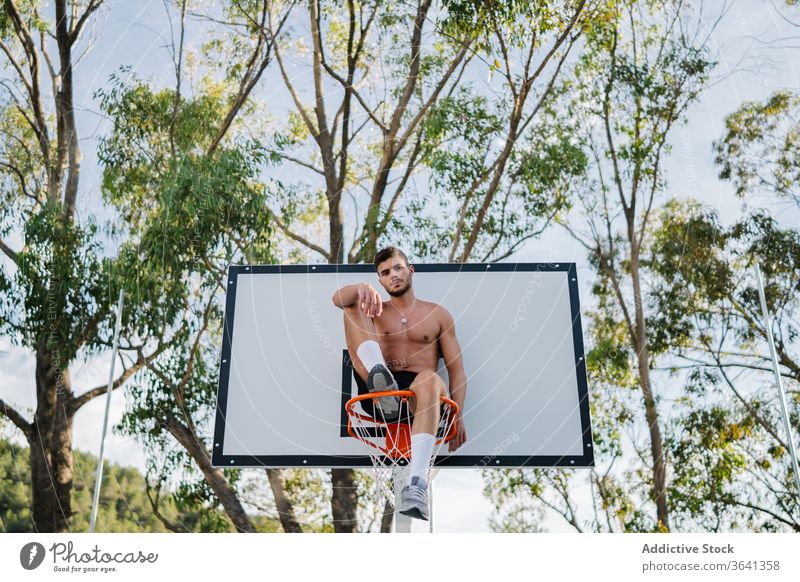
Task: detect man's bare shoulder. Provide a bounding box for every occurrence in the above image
[418,299,444,313]
[427,302,455,327]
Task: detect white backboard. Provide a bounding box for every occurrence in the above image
[212,263,593,468]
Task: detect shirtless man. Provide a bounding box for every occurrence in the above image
[332,246,467,521]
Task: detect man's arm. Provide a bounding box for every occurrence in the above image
[437,306,467,451]
[332,283,383,317]
[332,284,361,308]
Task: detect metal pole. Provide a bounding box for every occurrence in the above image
[754,264,800,500]
[90,289,125,533]
[394,466,412,533]
[428,468,439,533]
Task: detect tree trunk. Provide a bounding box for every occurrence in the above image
[164,414,256,532]
[329,185,357,529]
[330,468,357,532]
[266,469,303,533]
[630,253,669,531]
[30,340,74,532]
[380,499,393,533]
[328,191,345,264]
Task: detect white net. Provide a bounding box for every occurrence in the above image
[345,390,458,507]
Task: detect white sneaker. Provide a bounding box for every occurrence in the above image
[398,476,429,521]
[366,364,400,421]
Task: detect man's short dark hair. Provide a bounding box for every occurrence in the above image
[374,246,409,272]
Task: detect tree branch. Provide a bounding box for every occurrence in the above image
[731,499,800,532]
[2,0,51,171]
[269,210,330,261]
[144,466,186,532]
[0,398,32,439]
[710,350,788,449]
[0,238,21,265]
[602,22,629,215]
[208,0,295,155]
[70,344,164,414]
[267,150,324,176]
[178,292,216,389]
[271,10,319,141]
[451,6,585,262]
[319,53,387,133]
[70,0,105,43]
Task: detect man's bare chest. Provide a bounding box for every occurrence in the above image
[374,309,440,346]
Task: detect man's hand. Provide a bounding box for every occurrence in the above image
[448,413,467,452]
[357,283,383,318]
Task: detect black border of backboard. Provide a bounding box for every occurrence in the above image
[212,263,594,468]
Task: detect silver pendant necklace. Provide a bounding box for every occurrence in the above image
[390,297,416,325]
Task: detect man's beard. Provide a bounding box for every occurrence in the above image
[387,279,411,297]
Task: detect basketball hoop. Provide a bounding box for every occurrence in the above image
[345,390,459,507]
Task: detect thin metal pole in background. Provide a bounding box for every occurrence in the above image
[753,264,800,501]
[90,289,125,533]
[429,468,439,533]
[394,466,412,533]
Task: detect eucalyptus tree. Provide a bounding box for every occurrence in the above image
[483,0,718,531]
[636,90,800,529]
[646,201,800,531]
[714,91,800,212]
[560,0,718,531]
[263,0,604,531]
[0,0,289,532]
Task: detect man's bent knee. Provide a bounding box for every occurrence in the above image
[415,370,439,382]
[412,372,444,397]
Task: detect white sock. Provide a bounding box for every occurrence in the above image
[408,433,435,484]
[356,340,387,372]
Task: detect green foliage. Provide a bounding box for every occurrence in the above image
[422,91,502,192]
[0,1,298,534]
[0,437,269,532]
[0,104,46,212]
[94,71,276,344]
[97,72,271,232]
[569,3,715,182]
[0,439,33,532]
[95,69,280,531]
[1,95,105,362]
[647,203,800,351]
[728,213,800,334]
[668,405,750,526]
[282,469,335,532]
[646,203,800,530]
[714,91,800,205]
[397,0,597,262]
[482,468,548,532]
[1,201,109,365]
[664,382,799,532]
[645,199,733,355]
[586,274,636,388]
[550,0,718,382]
[487,0,720,533]
[0,1,41,40]
[482,465,653,532]
[439,0,583,49]
[406,84,586,261]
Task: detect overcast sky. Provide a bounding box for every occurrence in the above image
[1,0,799,533]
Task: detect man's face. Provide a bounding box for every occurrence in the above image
[377,257,414,297]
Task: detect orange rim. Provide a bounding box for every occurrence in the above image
[345,390,460,449]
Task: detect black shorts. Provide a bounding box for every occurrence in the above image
[353,370,418,421]
[352,370,448,429]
